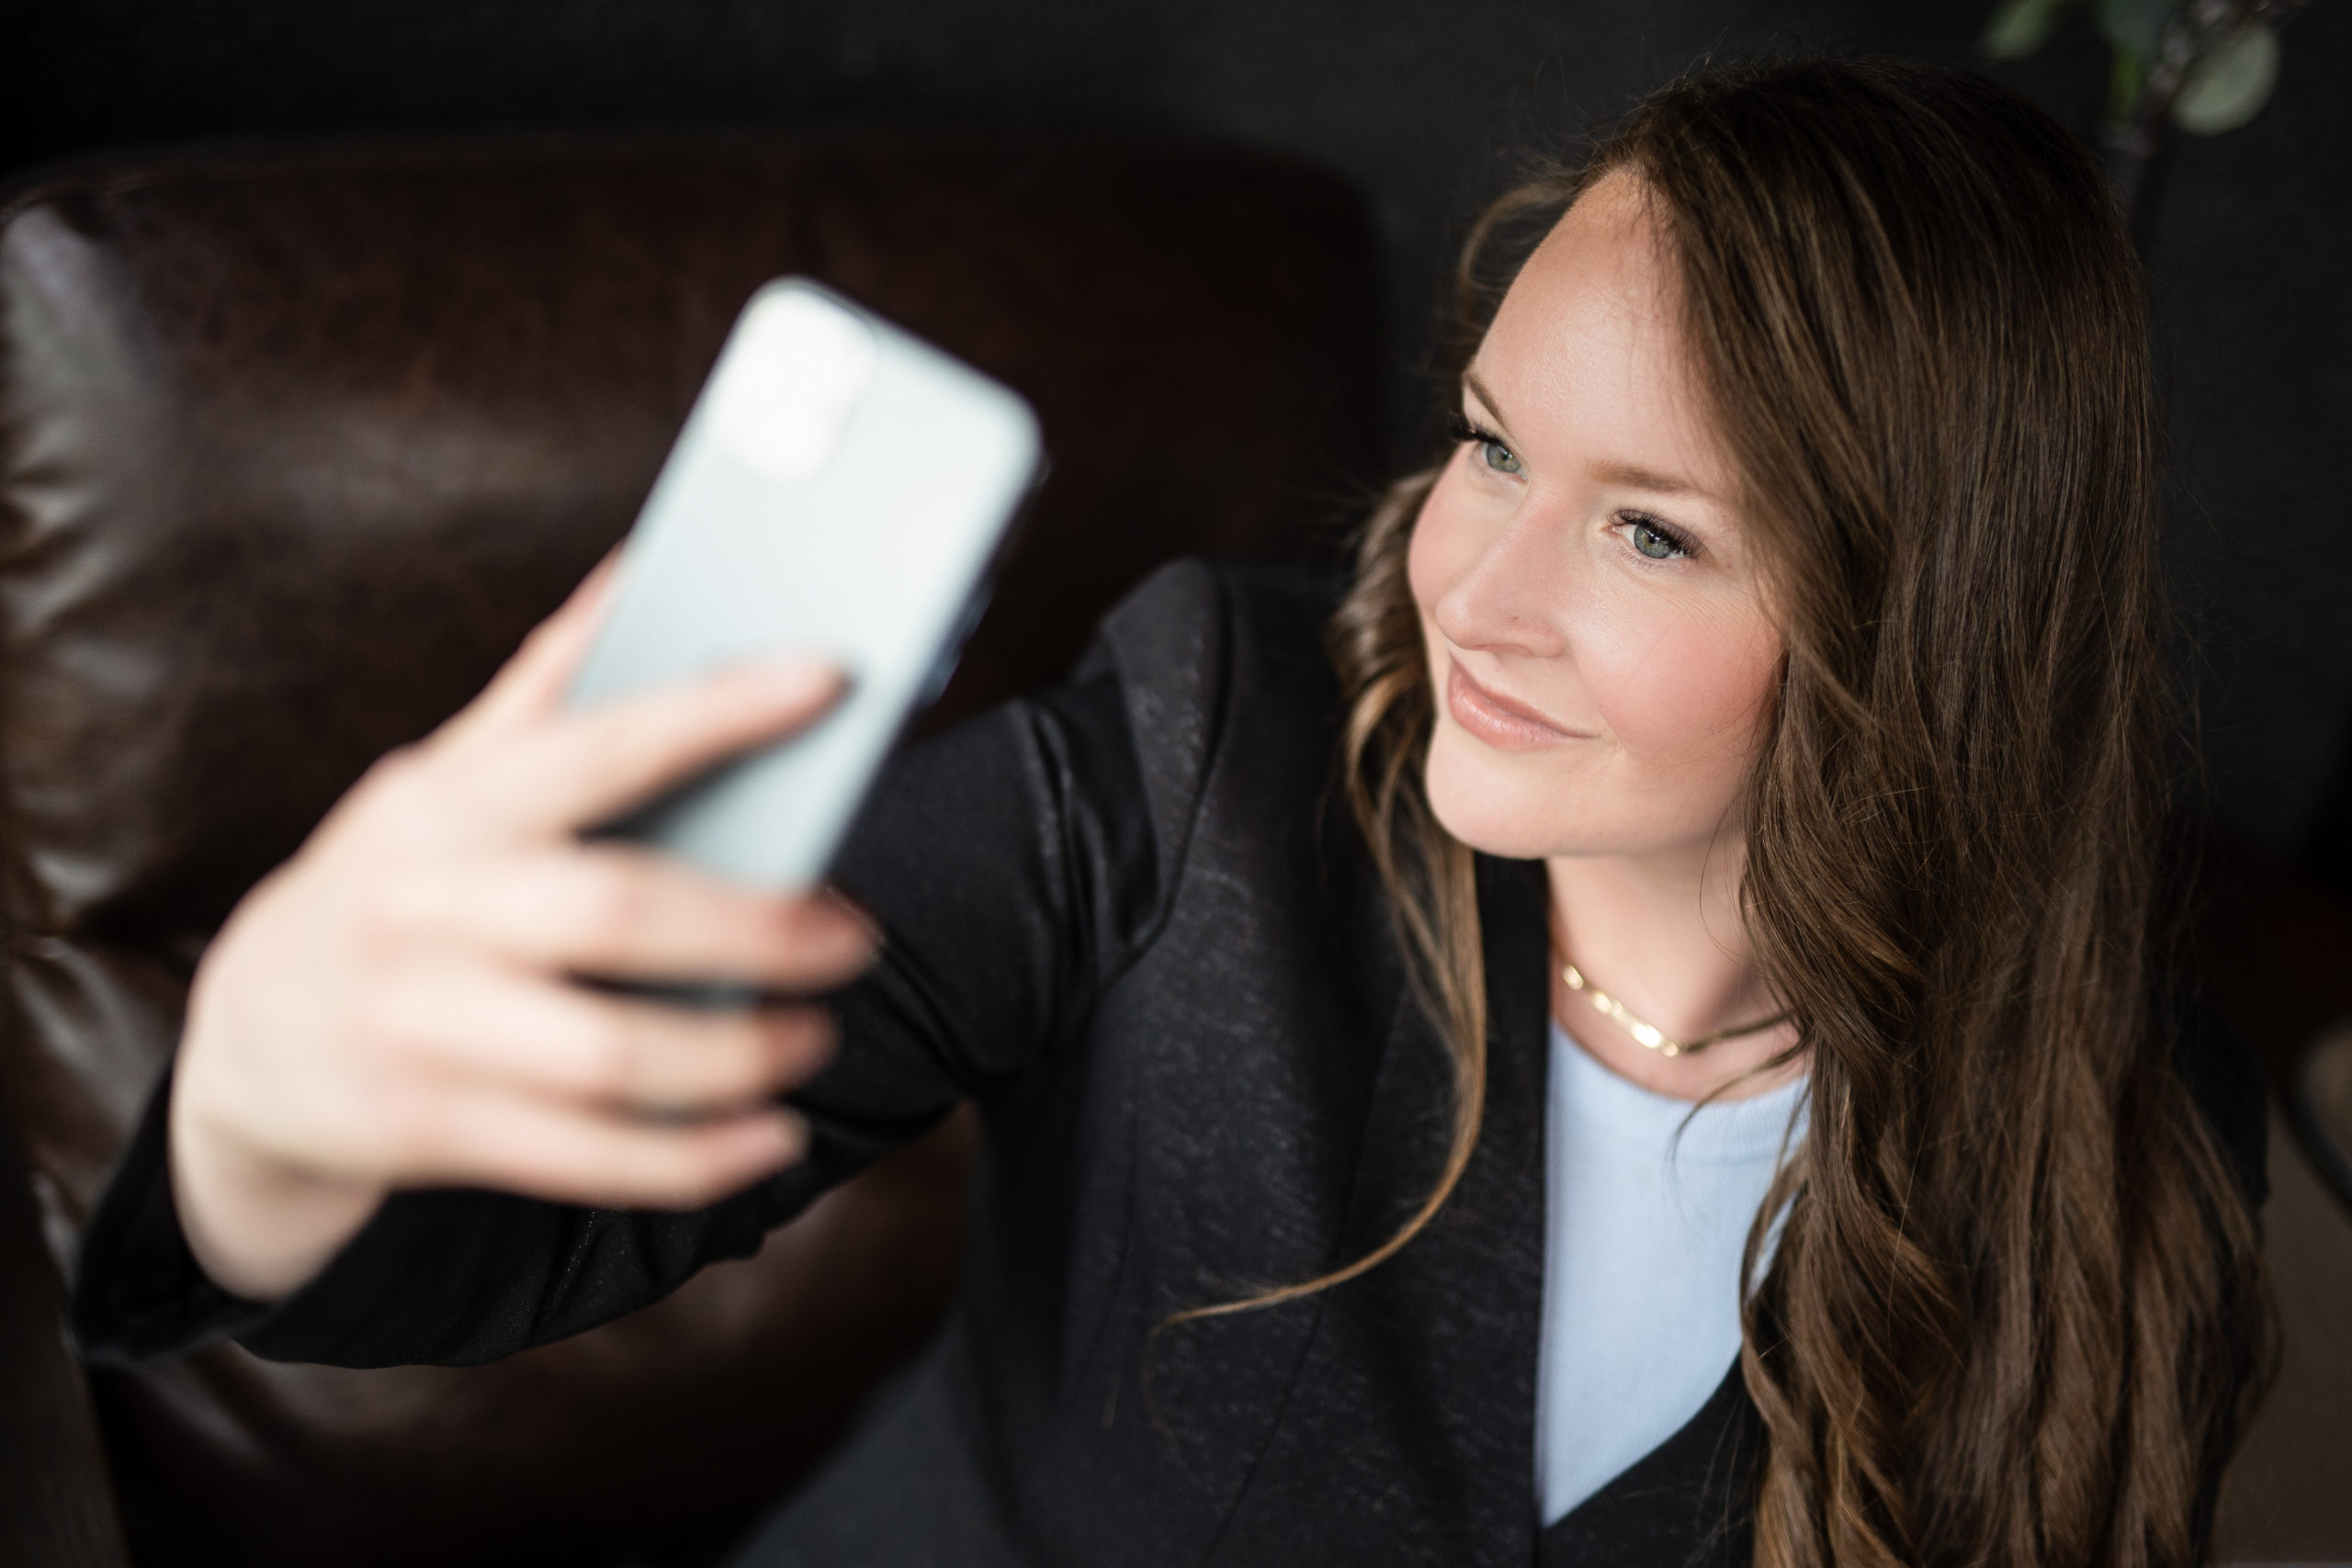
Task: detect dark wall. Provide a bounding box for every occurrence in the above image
[5,0,2347,859]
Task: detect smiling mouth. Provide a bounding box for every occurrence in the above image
[1444,659,1591,750]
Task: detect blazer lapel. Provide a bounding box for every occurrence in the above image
[1204,854,1553,1565]
[1535,1359,1761,1568]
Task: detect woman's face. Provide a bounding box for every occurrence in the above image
[1410,170,1783,864]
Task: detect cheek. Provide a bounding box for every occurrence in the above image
[1579,599,1780,781]
[1419,570,1781,859]
[1405,466,1477,618]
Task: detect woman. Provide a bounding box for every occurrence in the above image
[75,57,2270,1567]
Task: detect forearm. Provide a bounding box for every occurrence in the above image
[75,1064,818,1367]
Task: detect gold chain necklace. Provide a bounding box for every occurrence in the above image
[1555,939,1792,1059]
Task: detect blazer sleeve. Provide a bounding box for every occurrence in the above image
[71,561,1234,1368]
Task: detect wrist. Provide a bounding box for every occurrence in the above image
[167,1089,385,1302]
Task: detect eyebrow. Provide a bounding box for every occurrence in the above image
[1461,370,1512,434]
[1587,459,1711,500]
[1459,370,1715,502]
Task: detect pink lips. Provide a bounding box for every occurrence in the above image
[1444,659,1588,750]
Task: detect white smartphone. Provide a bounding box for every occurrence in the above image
[568,278,1044,891]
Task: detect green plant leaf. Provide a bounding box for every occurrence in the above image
[2107,45,2148,123]
[1982,0,2072,59]
[2174,21,2281,133]
[2096,0,2175,61]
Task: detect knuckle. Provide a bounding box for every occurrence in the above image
[724,1014,783,1070]
[572,865,653,952]
[362,870,445,945]
[356,743,427,795]
[356,757,466,854]
[357,748,437,818]
[350,982,422,1061]
[373,1077,449,1165]
[669,1019,756,1100]
[572,1010,644,1096]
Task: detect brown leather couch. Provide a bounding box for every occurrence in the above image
[0,132,1384,1568]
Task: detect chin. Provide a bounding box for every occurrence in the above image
[1420,725,1591,861]
[1421,721,1730,863]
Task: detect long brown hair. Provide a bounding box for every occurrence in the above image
[1326,58,2271,1567]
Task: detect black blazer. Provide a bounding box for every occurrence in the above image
[74,561,2267,1568]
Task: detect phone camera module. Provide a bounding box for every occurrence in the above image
[707,288,878,487]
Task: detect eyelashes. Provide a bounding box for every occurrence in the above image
[1625,516,1693,560]
[1445,410,1699,561]
[1447,411,1521,476]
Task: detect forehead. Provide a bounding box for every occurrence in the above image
[1473,172,1735,497]
[1523,169,1672,309]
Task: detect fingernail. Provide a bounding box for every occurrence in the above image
[758,1017,815,1070]
[771,1111,810,1163]
[820,887,881,942]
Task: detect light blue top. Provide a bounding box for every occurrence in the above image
[1535,1019,1808,1525]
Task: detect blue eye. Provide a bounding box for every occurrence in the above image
[1447,412,1523,477]
[1479,438,1522,475]
[1626,516,1690,560]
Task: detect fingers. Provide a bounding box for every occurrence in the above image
[410,549,849,842]
[412,1089,807,1211]
[382,967,840,1115]
[441,550,626,749]
[465,657,844,836]
[388,847,878,988]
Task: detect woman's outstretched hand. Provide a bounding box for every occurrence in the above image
[168,559,877,1301]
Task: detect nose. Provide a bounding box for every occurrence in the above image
[1432,502,1573,660]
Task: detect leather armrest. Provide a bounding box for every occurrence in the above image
[0,1115,129,1568]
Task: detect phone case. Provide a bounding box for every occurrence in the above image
[568,278,1043,890]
